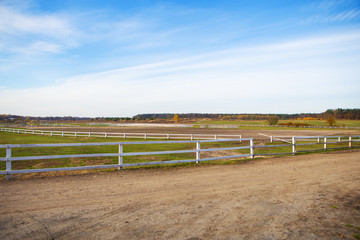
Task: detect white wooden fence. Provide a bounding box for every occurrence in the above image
[0,128,241,141]
[0,138,252,180]
[1,129,359,179]
[253,135,360,156]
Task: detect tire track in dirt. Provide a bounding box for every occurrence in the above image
[2,211,54,240]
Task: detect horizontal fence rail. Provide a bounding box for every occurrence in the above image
[0,138,253,179]
[1,128,359,179]
[254,135,360,157]
[0,128,241,141]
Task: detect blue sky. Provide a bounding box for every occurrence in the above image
[0,0,359,117]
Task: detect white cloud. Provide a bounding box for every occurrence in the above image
[0,5,76,38]
[1,31,359,116]
[11,41,63,55]
[0,4,79,61]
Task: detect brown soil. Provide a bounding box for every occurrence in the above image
[1,150,359,239]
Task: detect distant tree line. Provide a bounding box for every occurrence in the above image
[0,115,91,124]
[320,108,360,120]
[1,108,359,123]
[133,109,360,120]
[133,113,315,120]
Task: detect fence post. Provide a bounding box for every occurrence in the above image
[196,141,200,163]
[124,133,126,139]
[250,139,254,159]
[41,131,44,136]
[144,133,147,140]
[75,132,77,137]
[338,137,341,142]
[292,136,296,155]
[214,134,217,140]
[105,133,107,139]
[239,135,242,143]
[62,132,64,137]
[191,134,193,141]
[324,137,327,150]
[349,136,352,148]
[118,144,123,170]
[89,132,91,138]
[6,147,12,180]
[17,129,20,134]
[167,134,170,140]
[33,130,35,134]
[270,136,273,143]
[317,137,320,143]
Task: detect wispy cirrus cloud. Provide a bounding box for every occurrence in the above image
[303,8,360,24]
[0,5,75,37]
[301,0,360,25]
[0,4,79,57]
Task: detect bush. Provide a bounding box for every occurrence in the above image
[326,116,336,126]
[279,122,311,127]
[303,117,319,120]
[267,116,279,125]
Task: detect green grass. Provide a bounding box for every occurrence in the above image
[252,138,359,156]
[353,233,360,239]
[345,224,359,229]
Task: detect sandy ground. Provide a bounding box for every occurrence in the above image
[1,150,359,240]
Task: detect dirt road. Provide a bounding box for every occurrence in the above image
[1,150,360,239]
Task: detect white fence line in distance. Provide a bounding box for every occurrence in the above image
[0,128,242,141]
